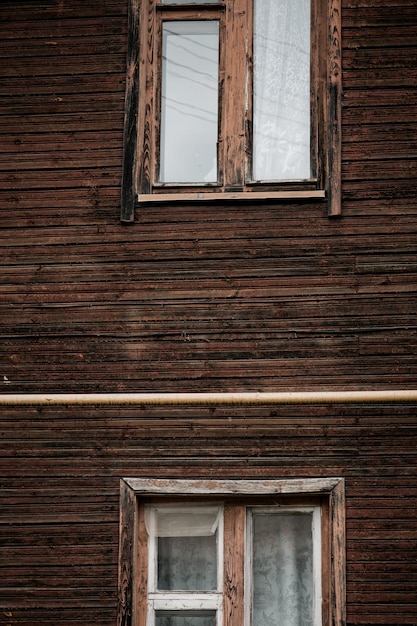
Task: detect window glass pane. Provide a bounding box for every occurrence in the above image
[158,535,217,590]
[252,512,314,626]
[155,612,216,626]
[160,21,219,183]
[155,506,220,590]
[253,0,310,181]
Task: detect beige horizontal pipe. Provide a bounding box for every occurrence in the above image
[0,390,416,406]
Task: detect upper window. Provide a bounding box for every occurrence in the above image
[122,0,341,220]
[118,478,346,626]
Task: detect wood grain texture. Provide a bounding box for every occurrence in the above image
[121,0,140,222]
[118,480,135,626]
[327,0,342,216]
[1,0,417,624]
[223,504,245,626]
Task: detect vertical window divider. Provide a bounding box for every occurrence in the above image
[223,503,245,626]
[327,0,342,216]
[221,0,248,189]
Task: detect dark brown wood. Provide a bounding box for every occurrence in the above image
[223,504,245,626]
[1,0,417,624]
[221,0,247,188]
[331,479,346,626]
[121,0,140,221]
[327,0,342,216]
[118,480,136,626]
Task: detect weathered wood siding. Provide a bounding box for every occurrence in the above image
[0,0,416,625]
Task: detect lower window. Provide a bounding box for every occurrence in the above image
[118,478,345,626]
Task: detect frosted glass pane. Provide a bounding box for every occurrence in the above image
[161,21,219,183]
[155,506,221,537]
[252,513,314,626]
[155,506,220,591]
[158,535,217,590]
[156,612,216,626]
[253,0,310,181]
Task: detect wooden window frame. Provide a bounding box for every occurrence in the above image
[145,503,224,625]
[117,477,346,626]
[121,0,342,222]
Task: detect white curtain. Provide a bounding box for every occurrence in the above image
[252,512,315,626]
[152,506,220,626]
[150,506,220,592]
[253,0,311,181]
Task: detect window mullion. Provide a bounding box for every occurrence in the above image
[220,0,249,189]
[223,503,245,626]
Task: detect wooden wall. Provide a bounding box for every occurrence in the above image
[0,0,416,625]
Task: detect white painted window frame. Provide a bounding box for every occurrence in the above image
[146,503,224,626]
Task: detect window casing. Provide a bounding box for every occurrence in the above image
[121,0,342,220]
[117,478,346,626]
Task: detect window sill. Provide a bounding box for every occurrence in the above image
[137,190,326,203]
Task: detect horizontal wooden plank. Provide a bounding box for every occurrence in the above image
[0,112,123,134]
[0,35,125,60]
[1,55,125,78]
[1,216,416,243]
[0,547,117,568]
[343,105,417,124]
[1,276,416,304]
[0,570,115,589]
[343,179,417,199]
[343,6,417,27]
[0,0,416,623]
[343,92,417,110]
[0,608,116,625]
[0,150,122,172]
[343,159,417,181]
[343,25,417,48]
[0,75,124,97]
[0,96,125,119]
[344,47,417,70]
[343,141,417,161]
[0,0,126,21]
[344,0,416,7]
[1,131,123,153]
[1,19,125,42]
